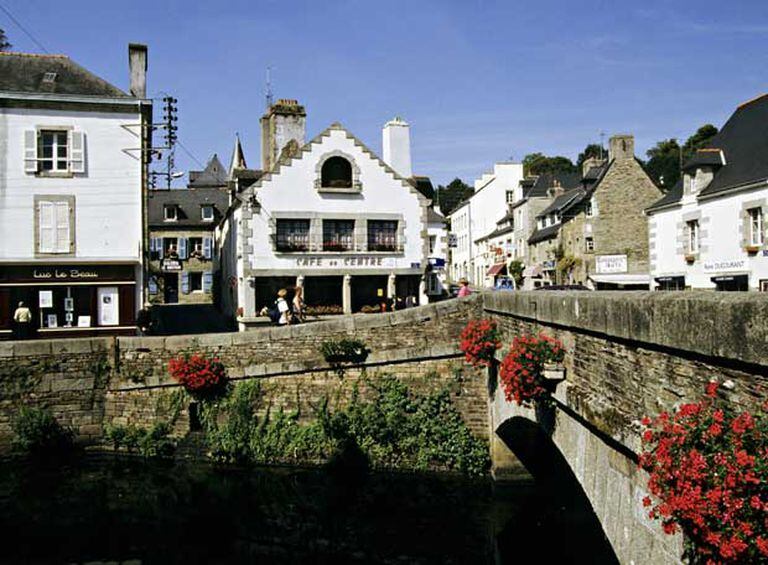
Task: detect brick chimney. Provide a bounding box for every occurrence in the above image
[128,43,147,98]
[260,99,306,171]
[609,134,634,162]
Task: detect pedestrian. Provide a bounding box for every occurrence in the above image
[292,286,305,323]
[276,288,291,325]
[13,301,32,339]
[136,303,153,335]
[458,278,471,297]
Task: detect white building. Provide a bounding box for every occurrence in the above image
[218,100,435,330]
[426,203,448,296]
[447,162,524,286]
[0,45,152,338]
[647,94,768,291]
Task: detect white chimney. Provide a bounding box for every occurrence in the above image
[383,117,412,178]
[128,43,147,98]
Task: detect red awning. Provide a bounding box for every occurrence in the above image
[487,263,507,276]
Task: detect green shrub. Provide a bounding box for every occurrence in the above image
[200,376,490,476]
[11,407,73,456]
[104,422,176,458]
[318,339,369,364]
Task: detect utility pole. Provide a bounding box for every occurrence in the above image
[265,66,274,110]
[149,95,178,190]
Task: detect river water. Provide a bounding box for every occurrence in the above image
[0,456,616,564]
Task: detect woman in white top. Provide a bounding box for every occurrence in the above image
[292,286,305,323]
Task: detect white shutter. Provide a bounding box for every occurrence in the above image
[69,130,85,173]
[55,201,71,252]
[24,130,38,173]
[38,201,55,252]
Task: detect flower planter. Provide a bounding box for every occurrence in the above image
[684,254,697,263]
[324,351,368,364]
[542,363,566,382]
[745,245,760,255]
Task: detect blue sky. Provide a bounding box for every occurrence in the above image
[3,0,767,185]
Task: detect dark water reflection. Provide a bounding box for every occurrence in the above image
[0,456,614,564]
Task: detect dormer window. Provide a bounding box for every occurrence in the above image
[201,205,214,222]
[586,197,598,217]
[164,205,178,221]
[321,156,352,188]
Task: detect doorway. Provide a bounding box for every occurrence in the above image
[164,274,179,304]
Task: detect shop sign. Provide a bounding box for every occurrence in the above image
[542,260,556,270]
[1,264,135,284]
[295,256,389,268]
[702,259,747,273]
[596,254,628,274]
[161,259,183,272]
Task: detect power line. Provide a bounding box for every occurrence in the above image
[0,3,49,53]
[176,139,205,169]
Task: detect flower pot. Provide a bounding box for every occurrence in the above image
[684,254,697,264]
[745,245,760,255]
[542,363,566,382]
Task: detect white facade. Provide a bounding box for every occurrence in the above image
[0,108,144,262]
[221,118,431,329]
[649,182,768,290]
[447,162,524,286]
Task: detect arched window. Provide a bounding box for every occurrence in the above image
[321,156,352,188]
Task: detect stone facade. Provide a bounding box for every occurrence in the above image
[560,141,661,286]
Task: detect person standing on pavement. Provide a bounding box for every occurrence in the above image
[457,278,471,297]
[13,301,33,339]
[292,286,305,323]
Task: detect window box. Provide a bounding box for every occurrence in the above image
[684,253,697,263]
[322,242,349,252]
[745,245,760,255]
[368,243,397,252]
[276,243,309,253]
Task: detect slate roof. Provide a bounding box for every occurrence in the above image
[188,154,228,188]
[412,176,435,200]
[683,149,724,171]
[148,187,229,228]
[537,188,586,217]
[0,52,130,97]
[526,172,582,198]
[528,224,561,244]
[427,206,445,224]
[648,93,768,210]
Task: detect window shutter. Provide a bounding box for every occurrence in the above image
[55,202,71,253]
[181,273,190,294]
[159,237,164,257]
[148,277,158,295]
[202,271,213,293]
[69,130,85,173]
[38,201,54,252]
[203,237,212,259]
[24,130,38,173]
[178,237,188,259]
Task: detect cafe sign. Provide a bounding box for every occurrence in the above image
[295,256,398,269]
[596,254,628,274]
[702,259,747,273]
[161,259,183,272]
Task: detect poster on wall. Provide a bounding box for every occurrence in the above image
[46,314,58,328]
[77,316,91,327]
[64,298,74,311]
[39,290,53,309]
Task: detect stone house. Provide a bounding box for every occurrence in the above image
[147,155,229,304]
[527,135,661,289]
[646,94,768,291]
[0,45,151,339]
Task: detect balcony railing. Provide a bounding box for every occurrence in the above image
[272,233,403,253]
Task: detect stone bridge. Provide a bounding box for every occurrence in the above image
[1,291,766,564]
[484,291,768,565]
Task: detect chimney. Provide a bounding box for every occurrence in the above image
[608,134,634,162]
[382,117,412,178]
[547,178,564,198]
[128,43,148,98]
[260,99,306,171]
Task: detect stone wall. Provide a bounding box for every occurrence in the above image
[0,297,483,449]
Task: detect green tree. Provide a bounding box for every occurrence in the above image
[682,124,718,156]
[645,139,682,189]
[576,143,605,169]
[435,178,473,216]
[523,152,576,176]
[0,29,10,51]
